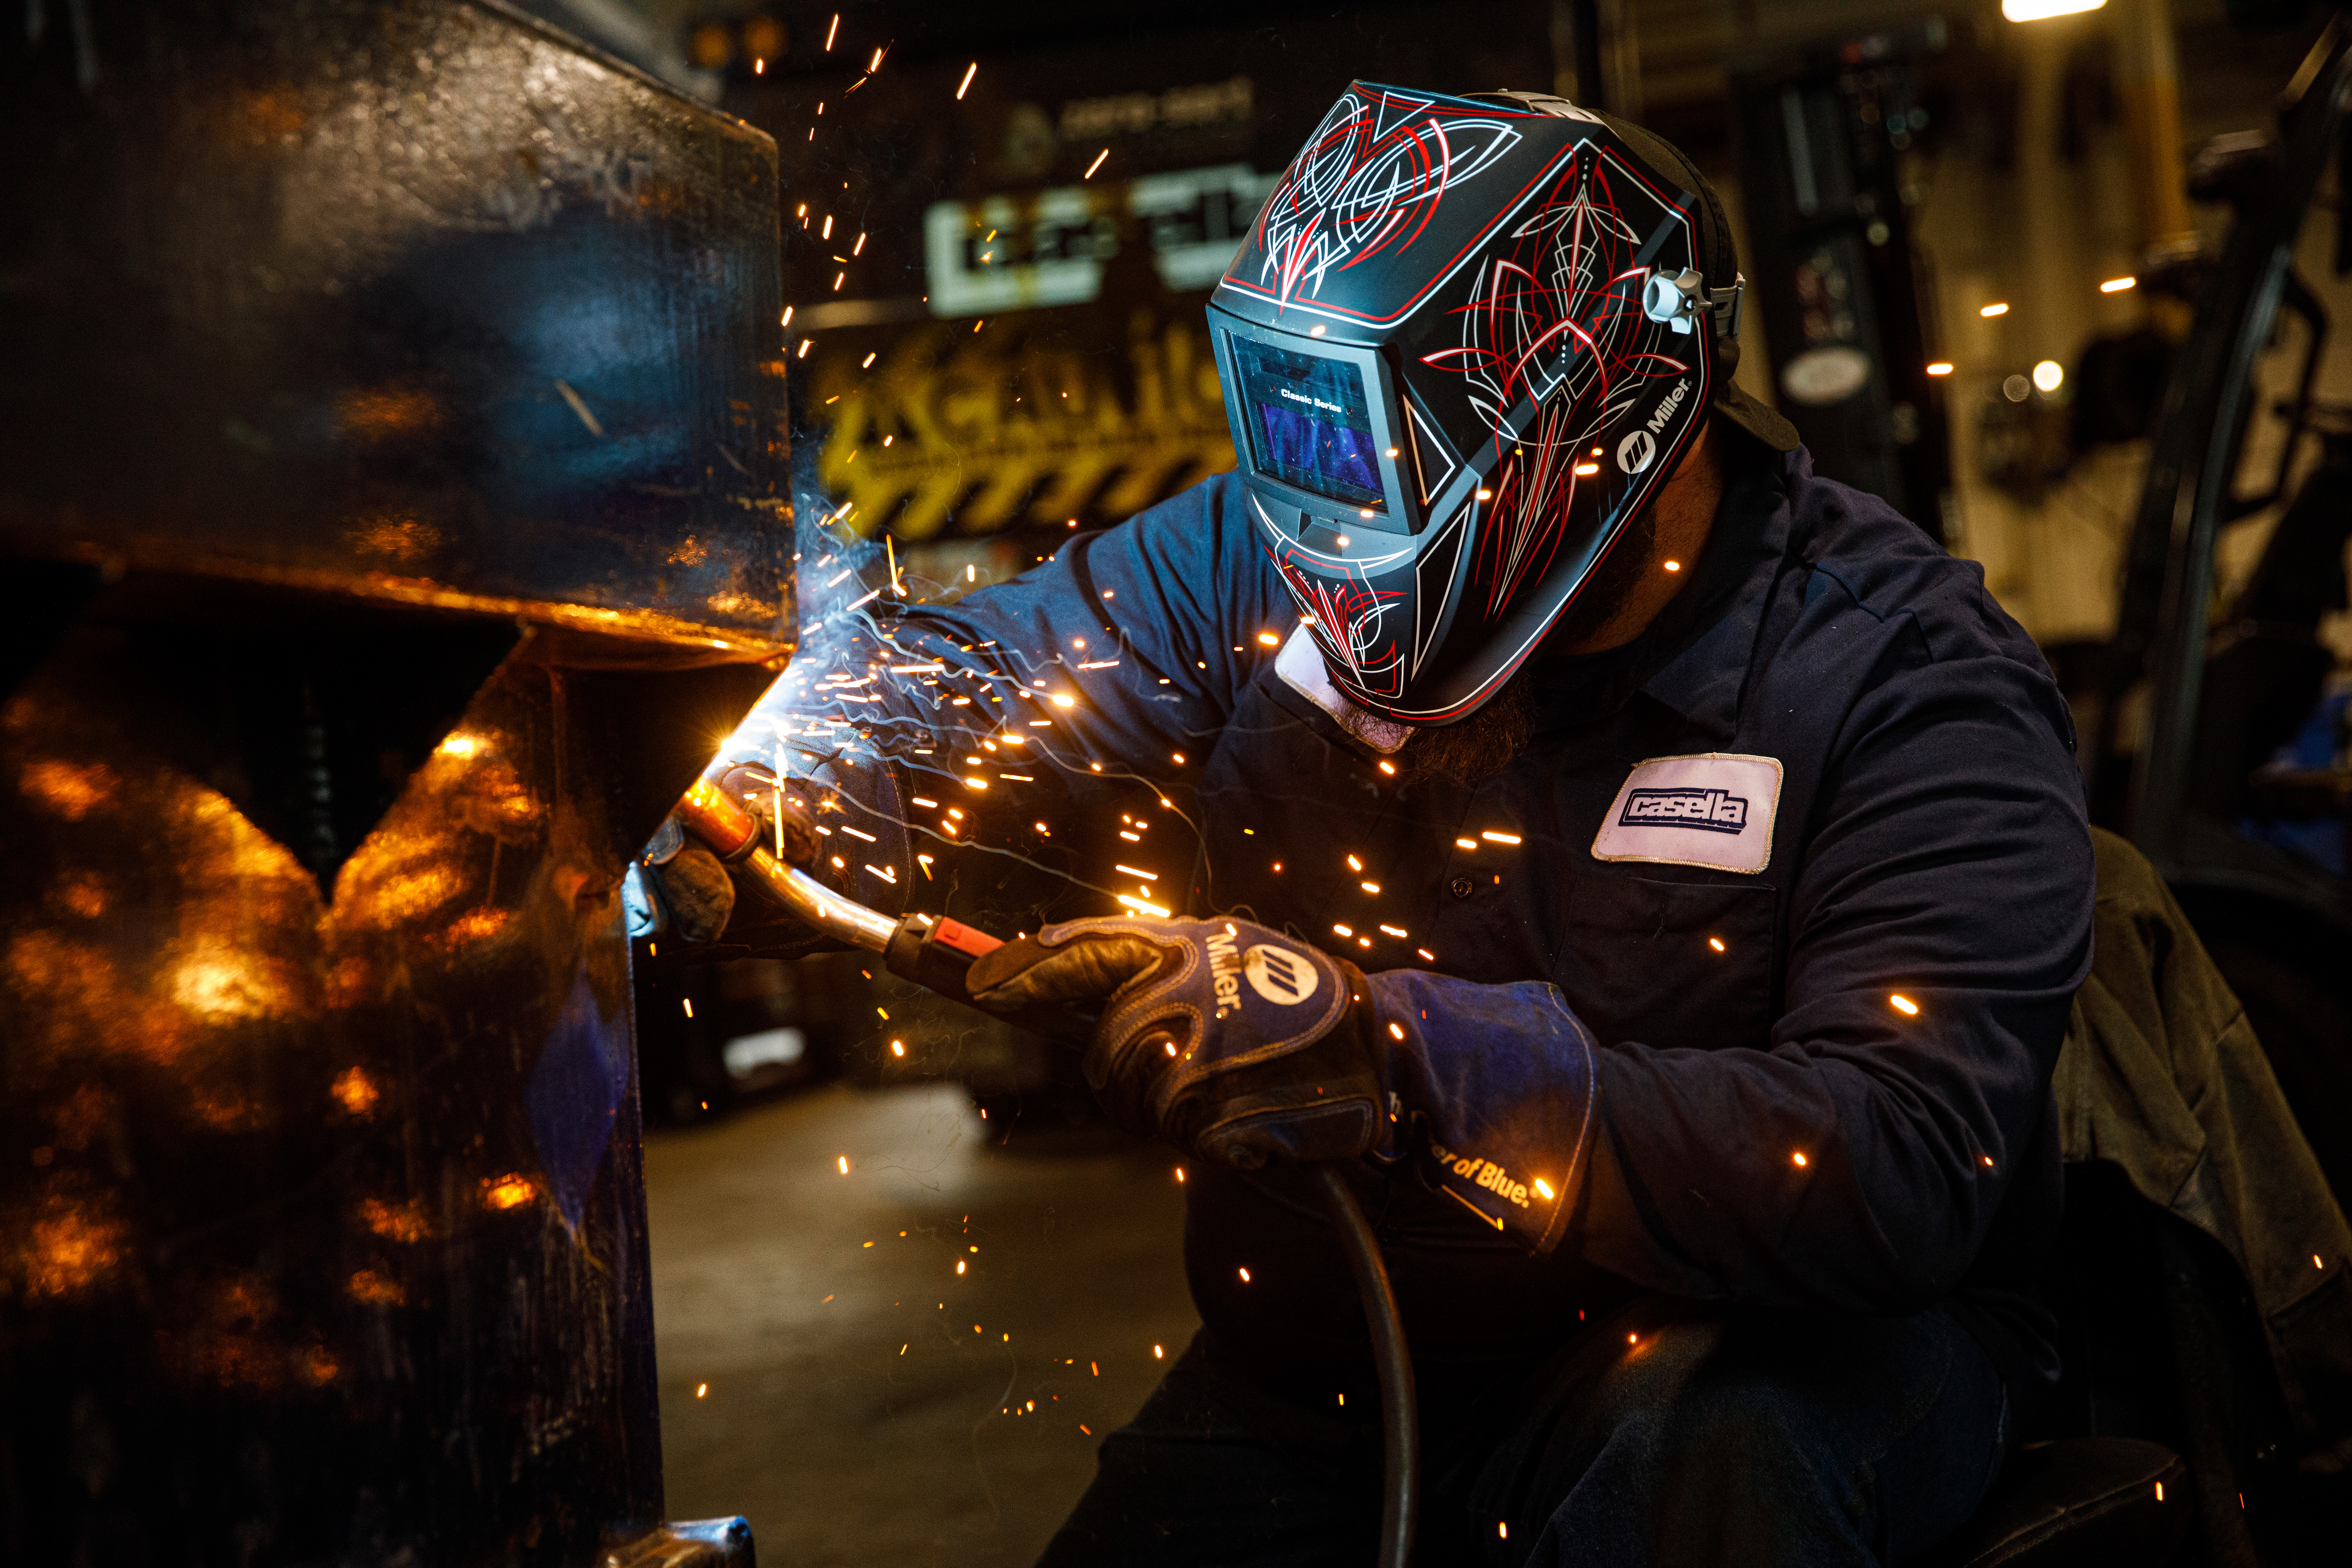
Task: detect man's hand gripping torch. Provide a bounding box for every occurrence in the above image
[665,775,1421,1568]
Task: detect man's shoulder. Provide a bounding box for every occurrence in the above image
[1778,455,2040,671]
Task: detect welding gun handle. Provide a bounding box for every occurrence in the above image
[882,914,1099,1048]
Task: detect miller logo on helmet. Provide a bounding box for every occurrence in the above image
[1209,83,1743,725]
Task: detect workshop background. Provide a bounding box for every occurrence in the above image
[500,1,2352,1563]
[8,2,2346,1566]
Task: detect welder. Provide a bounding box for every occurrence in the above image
[645,86,2092,1566]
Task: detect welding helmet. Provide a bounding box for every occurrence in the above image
[1210,83,1792,726]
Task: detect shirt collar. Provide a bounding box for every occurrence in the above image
[1527,441,1793,737]
[1636,448,1794,740]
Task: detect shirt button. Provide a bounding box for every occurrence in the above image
[1449,876,1474,899]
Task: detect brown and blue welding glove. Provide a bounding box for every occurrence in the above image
[972,917,1603,1253]
[965,916,1395,1171]
[633,762,824,950]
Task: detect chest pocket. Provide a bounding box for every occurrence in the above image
[1549,874,1776,1052]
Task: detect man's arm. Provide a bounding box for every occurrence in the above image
[1573,630,2094,1312]
[710,472,1287,930]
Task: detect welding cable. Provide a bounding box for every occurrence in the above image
[673,774,1420,1567]
[1310,1163,1418,1568]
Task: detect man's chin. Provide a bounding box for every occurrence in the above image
[1396,674,1536,788]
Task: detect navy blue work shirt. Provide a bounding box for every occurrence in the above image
[736,438,2094,1414]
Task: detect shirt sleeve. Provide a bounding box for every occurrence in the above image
[718,471,1287,924]
[1574,618,2095,1312]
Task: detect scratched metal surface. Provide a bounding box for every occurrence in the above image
[0,2,787,1562]
[2,641,667,1565]
[0,0,792,660]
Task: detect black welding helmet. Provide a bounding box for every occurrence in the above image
[1209,83,1789,726]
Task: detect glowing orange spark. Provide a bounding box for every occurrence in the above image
[482,1174,536,1210]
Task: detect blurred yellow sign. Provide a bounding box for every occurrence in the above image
[813,308,1236,539]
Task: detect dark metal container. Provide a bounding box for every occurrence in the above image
[0,3,788,1563]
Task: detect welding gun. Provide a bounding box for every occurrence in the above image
[669,775,1420,1568]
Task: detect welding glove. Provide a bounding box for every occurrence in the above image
[966,916,1390,1170]
[635,761,824,949]
[967,918,1601,1254]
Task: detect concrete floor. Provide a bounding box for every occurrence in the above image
[644,1083,1199,1567]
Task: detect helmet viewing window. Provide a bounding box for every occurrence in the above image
[1230,338,1385,512]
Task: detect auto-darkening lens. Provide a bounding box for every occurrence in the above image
[1231,338,1385,510]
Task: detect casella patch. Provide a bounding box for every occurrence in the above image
[1590,752,1784,875]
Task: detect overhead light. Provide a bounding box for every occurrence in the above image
[1979,302,2010,318]
[2032,359,2065,393]
[2100,276,2137,293]
[2002,0,2106,19]
[1926,362,1954,376]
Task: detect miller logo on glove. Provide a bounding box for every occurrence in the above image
[965,916,1392,1171]
[968,916,1602,1254]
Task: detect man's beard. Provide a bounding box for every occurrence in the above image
[1393,672,1534,788]
[1393,504,1660,789]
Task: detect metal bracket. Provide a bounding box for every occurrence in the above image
[1710,275,1746,340]
[606,1518,756,1568]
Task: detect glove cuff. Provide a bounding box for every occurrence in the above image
[1364,968,1598,1254]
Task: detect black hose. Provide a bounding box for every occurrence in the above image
[1309,1164,1419,1568]
[831,901,1424,1565]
